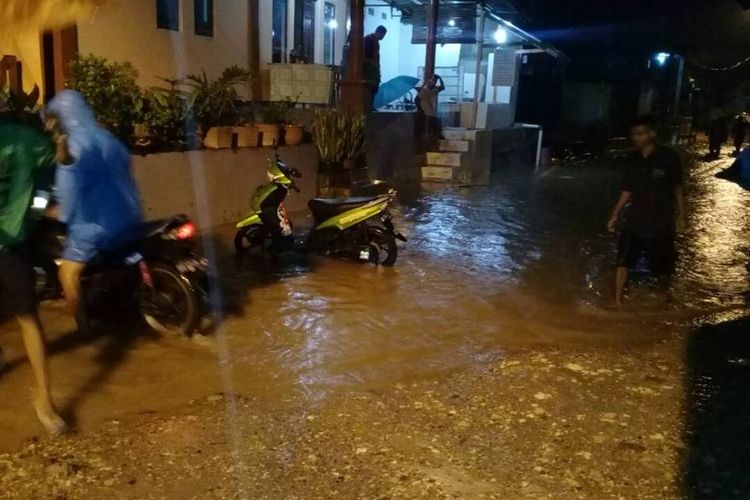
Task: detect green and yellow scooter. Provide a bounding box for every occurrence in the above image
[234,150,406,266]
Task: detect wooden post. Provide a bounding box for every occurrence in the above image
[247,0,262,100]
[340,0,366,112]
[424,0,439,83]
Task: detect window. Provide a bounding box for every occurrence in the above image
[323,2,336,65]
[156,0,180,31]
[272,0,287,63]
[194,0,213,36]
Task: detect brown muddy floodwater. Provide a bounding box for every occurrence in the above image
[0,155,748,453]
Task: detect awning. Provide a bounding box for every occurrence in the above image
[383,0,565,60]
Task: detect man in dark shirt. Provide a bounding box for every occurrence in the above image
[363,25,387,110]
[607,115,685,307]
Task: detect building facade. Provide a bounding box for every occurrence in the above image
[4,0,349,100]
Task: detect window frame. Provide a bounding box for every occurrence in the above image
[194,0,214,37]
[323,2,336,66]
[156,0,180,32]
[272,0,288,63]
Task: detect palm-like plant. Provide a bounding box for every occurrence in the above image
[183,65,252,131]
[311,109,366,169]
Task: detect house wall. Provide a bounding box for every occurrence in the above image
[363,2,460,86]
[3,31,44,94]
[132,144,319,228]
[76,0,249,90]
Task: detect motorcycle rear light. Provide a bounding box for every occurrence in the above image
[174,222,196,240]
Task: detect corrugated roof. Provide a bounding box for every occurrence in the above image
[385,0,517,18]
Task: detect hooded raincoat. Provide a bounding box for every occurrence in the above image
[45,90,142,262]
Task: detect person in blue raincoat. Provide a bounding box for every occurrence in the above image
[43,90,143,313]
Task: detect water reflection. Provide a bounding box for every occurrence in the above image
[224,157,749,393]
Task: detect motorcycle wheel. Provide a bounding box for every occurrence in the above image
[368,228,398,266]
[139,264,197,336]
[234,225,269,254]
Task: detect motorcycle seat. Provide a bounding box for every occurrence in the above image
[308,196,381,223]
[137,214,189,238]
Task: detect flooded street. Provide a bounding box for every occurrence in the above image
[1,153,749,498]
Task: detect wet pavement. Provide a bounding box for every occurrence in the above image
[0,150,749,498]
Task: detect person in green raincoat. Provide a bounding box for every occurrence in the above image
[0,115,67,435]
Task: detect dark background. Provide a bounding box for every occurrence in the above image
[512,0,750,146]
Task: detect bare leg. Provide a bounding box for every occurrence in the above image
[615,266,628,308]
[58,260,85,313]
[16,314,67,434]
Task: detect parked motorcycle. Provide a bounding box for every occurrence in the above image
[30,194,209,337]
[233,150,406,266]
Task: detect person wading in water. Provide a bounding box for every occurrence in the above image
[607,115,685,308]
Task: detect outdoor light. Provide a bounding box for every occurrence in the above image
[346,19,351,31]
[448,18,456,27]
[494,27,508,44]
[655,52,671,66]
[327,19,338,30]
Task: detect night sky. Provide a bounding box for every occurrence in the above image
[518,0,750,80]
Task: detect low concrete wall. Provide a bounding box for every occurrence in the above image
[366,112,422,181]
[132,145,319,229]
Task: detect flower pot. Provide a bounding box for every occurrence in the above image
[234,125,260,148]
[284,125,304,146]
[204,126,234,149]
[133,122,150,138]
[256,123,281,147]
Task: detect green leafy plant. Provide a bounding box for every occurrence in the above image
[139,78,189,145]
[67,54,140,137]
[0,85,43,127]
[183,65,252,131]
[0,84,40,114]
[261,97,297,124]
[311,109,366,168]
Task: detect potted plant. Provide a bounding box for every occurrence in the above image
[311,109,367,194]
[183,65,252,148]
[283,120,305,146]
[256,100,289,147]
[138,79,190,152]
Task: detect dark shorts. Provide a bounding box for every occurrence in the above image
[0,251,36,317]
[616,232,677,275]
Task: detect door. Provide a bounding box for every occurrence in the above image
[41,24,78,102]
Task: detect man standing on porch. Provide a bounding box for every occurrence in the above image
[363,25,387,110]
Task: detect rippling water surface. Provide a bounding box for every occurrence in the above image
[220,156,750,393]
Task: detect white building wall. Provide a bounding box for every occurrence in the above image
[364,1,460,86]
[77,0,249,90]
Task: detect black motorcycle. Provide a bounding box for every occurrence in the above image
[30,197,209,337]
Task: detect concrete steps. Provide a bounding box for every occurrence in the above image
[425,151,463,167]
[442,128,479,141]
[421,128,475,183]
[438,139,471,153]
